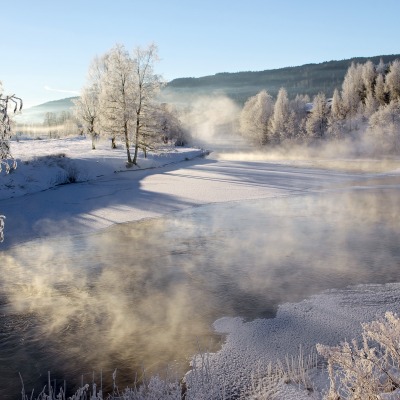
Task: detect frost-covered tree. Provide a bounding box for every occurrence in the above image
[156,103,188,146]
[369,99,400,152]
[375,73,387,106]
[362,60,376,98]
[96,43,162,165]
[1,82,22,243]
[341,63,364,120]
[386,59,400,101]
[306,93,328,139]
[99,44,137,164]
[74,83,100,149]
[364,91,379,118]
[1,81,22,173]
[376,58,386,75]
[130,43,163,164]
[239,90,274,146]
[327,88,345,139]
[288,94,309,139]
[270,87,291,141]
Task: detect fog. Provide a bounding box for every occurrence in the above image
[172,94,400,176]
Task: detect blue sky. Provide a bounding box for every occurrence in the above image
[3,0,400,107]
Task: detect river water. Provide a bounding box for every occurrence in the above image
[0,183,400,397]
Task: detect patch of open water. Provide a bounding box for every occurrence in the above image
[0,185,399,397]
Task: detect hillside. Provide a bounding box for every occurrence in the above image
[15,97,78,125]
[164,54,400,104]
[15,54,400,125]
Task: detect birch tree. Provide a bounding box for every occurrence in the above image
[94,44,162,165]
[131,44,163,164]
[99,44,136,163]
[74,84,100,149]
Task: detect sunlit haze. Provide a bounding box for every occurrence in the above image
[3,0,400,107]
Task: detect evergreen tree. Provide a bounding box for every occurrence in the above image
[306,93,328,139]
[327,88,345,139]
[386,59,400,101]
[341,63,364,119]
[375,73,387,106]
[270,88,291,142]
[362,60,376,98]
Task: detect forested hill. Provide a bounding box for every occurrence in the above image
[165,54,400,104]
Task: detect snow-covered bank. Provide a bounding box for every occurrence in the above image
[0,136,207,201]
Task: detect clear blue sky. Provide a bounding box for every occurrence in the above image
[3,0,400,107]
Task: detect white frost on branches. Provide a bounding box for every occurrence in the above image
[0,215,5,243]
[317,312,400,399]
[0,81,22,173]
[1,81,22,243]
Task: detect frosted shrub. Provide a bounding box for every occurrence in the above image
[317,312,400,399]
[0,215,5,242]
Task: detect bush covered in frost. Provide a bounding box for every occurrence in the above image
[317,312,400,399]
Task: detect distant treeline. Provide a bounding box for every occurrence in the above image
[239,58,400,154]
[166,54,400,104]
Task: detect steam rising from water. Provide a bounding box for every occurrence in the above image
[1,185,400,397]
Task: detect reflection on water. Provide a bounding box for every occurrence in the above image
[0,187,400,397]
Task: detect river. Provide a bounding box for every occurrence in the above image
[0,169,400,398]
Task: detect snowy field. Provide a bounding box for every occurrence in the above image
[1,136,400,398]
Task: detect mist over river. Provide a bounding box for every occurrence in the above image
[0,178,400,397]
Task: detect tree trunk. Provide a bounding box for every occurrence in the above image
[124,121,132,165]
[132,113,140,165]
[89,125,96,150]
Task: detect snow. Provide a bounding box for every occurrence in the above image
[206,284,400,398]
[3,136,396,249]
[1,136,400,398]
[0,136,206,201]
